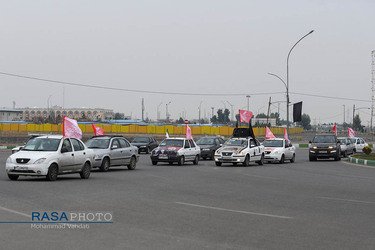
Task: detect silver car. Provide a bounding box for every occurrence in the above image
[85,136,139,172]
[338,137,355,157]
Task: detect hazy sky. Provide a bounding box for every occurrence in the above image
[1,0,374,125]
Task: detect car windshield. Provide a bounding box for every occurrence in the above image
[22,138,60,151]
[159,139,183,148]
[263,140,283,147]
[196,138,215,145]
[85,138,110,149]
[338,138,347,145]
[312,135,336,143]
[349,138,356,143]
[224,139,248,147]
[132,137,150,143]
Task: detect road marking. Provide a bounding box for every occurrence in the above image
[318,197,375,204]
[175,202,293,219]
[0,205,31,218]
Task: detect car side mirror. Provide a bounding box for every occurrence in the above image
[61,147,68,153]
[309,140,312,143]
[337,140,341,143]
[111,145,118,149]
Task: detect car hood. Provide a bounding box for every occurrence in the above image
[153,146,181,154]
[311,143,337,148]
[217,146,245,154]
[265,147,283,152]
[197,145,215,150]
[9,151,57,161]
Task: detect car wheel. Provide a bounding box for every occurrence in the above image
[242,155,249,166]
[99,158,110,172]
[8,174,19,181]
[152,161,158,165]
[127,156,137,170]
[210,151,215,160]
[80,162,91,179]
[46,164,58,181]
[178,156,185,166]
[342,151,347,158]
[215,162,222,166]
[258,154,264,166]
[290,154,295,163]
[309,156,316,161]
[193,155,199,165]
[145,147,149,154]
[279,154,285,164]
[334,154,341,161]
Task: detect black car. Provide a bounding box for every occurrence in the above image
[196,137,225,160]
[309,134,341,161]
[131,136,159,154]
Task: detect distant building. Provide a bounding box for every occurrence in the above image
[0,109,23,121]
[20,106,114,123]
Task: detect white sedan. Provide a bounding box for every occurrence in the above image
[6,135,94,181]
[263,138,296,164]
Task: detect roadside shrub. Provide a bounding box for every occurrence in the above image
[362,146,372,155]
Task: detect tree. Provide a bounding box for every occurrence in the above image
[114,113,124,120]
[211,115,218,123]
[353,114,362,130]
[256,113,267,118]
[176,117,185,124]
[216,109,230,123]
[301,113,311,130]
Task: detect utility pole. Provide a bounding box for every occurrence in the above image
[246,95,250,111]
[353,104,355,126]
[343,104,345,125]
[266,97,271,125]
[371,50,375,132]
[142,98,145,121]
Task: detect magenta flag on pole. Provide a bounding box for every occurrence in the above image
[239,109,253,123]
[186,125,193,140]
[348,127,355,138]
[333,124,337,136]
[63,116,82,139]
[92,123,105,136]
[284,127,289,142]
[265,126,276,139]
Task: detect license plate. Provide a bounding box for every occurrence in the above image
[14,166,28,170]
[159,155,168,159]
[319,151,327,153]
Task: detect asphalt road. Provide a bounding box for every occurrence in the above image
[0,149,375,250]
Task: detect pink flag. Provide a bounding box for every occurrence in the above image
[239,109,253,123]
[333,124,337,136]
[265,126,276,139]
[63,116,82,139]
[284,127,289,142]
[92,123,105,136]
[186,125,193,140]
[348,127,355,138]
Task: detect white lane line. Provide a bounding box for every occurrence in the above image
[175,202,293,219]
[242,174,279,180]
[318,197,375,204]
[0,205,31,218]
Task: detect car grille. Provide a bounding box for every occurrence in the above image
[222,152,233,156]
[16,158,30,164]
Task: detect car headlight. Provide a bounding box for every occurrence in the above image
[237,151,243,155]
[34,158,47,164]
[275,150,281,154]
[312,146,317,149]
[215,150,220,155]
[6,157,12,163]
[329,146,334,149]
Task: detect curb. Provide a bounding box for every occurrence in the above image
[347,156,375,166]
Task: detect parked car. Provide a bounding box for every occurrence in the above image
[214,137,265,166]
[131,136,159,154]
[196,137,225,160]
[150,138,200,165]
[338,137,355,157]
[85,135,139,172]
[349,137,368,153]
[263,138,296,164]
[6,135,94,181]
[309,134,341,161]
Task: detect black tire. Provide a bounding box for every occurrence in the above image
[8,174,19,181]
[210,151,215,160]
[309,156,316,161]
[193,155,199,165]
[334,154,341,161]
[215,162,222,166]
[152,161,158,165]
[290,154,295,163]
[178,156,185,166]
[242,155,249,167]
[99,158,110,172]
[80,162,91,179]
[46,164,58,181]
[342,151,347,158]
[232,163,237,166]
[279,154,285,164]
[145,147,149,154]
[127,156,137,170]
[169,162,173,165]
[258,154,264,166]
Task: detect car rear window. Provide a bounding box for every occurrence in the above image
[312,135,336,143]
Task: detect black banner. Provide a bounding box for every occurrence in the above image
[293,102,302,122]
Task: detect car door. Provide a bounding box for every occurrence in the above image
[110,139,123,166]
[119,138,132,165]
[151,138,158,150]
[183,139,192,160]
[71,138,87,171]
[59,138,75,173]
[189,139,199,158]
[250,139,261,161]
[284,140,293,160]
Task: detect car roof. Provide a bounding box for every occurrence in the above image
[264,138,284,141]
[164,137,186,140]
[90,135,124,139]
[36,135,64,139]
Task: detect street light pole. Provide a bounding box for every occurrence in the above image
[166,101,171,122]
[286,30,314,135]
[246,95,250,111]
